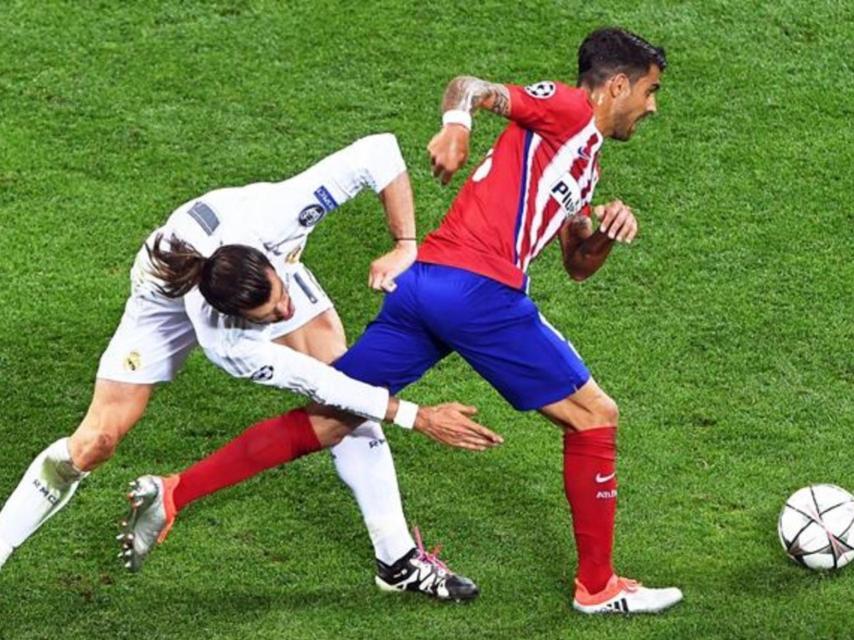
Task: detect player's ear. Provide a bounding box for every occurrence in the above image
[608,73,631,99]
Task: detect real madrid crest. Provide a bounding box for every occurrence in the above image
[124,350,142,372]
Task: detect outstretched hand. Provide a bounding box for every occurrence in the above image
[427,125,470,185]
[414,402,503,451]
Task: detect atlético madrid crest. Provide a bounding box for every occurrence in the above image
[525,81,556,99]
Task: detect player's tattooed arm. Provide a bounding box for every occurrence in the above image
[441,76,511,117]
[429,77,510,185]
[428,76,512,184]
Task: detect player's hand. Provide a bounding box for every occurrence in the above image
[568,214,594,241]
[593,200,638,244]
[414,402,503,451]
[368,242,418,292]
[427,124,470,185]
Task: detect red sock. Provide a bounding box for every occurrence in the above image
[173,408,322,512]
[563,426,617,594]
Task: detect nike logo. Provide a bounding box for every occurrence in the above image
[595,472,616,484]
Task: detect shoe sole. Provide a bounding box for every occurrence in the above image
[572,595,683,615]
[118,479,159,573]
[374,576,479,603]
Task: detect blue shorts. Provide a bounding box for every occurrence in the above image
[334,263,590,411]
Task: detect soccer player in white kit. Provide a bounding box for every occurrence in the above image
[0,133,498,600]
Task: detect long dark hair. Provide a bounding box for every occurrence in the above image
[146,233,273,316]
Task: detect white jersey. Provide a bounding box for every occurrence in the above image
[129,134,406,421]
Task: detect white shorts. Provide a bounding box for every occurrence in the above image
[96,259,333,385]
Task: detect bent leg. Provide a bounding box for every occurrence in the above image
[274,308,418,564]
[541,379,620,595]
[70,379,154,470]
[0,379,151,567]
[167,272,448,550]
[424,277,618,595]
[169,307,359,512]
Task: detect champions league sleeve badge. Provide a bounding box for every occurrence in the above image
[524,81,556,99]
[298,203,327,227]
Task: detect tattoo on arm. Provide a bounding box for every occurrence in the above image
[442,76,511,117]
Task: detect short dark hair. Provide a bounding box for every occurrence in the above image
[146,233,273,316]
[577,27,667,88]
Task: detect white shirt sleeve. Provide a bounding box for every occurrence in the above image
[274,132,407,206]
[183,290,390,422]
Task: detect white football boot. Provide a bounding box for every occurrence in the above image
[117,475,179,572]
[573,575,683,614]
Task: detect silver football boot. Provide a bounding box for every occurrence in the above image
[117,475,178,572]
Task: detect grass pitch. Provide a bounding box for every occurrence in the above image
[0,1,852,638]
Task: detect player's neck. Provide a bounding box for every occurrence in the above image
[582,85,615,138]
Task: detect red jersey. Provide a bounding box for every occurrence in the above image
[419,81,603,290]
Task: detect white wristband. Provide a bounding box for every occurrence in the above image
[393,400,419,430]
[442,109,472,130]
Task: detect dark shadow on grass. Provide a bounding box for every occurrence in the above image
[724,505,845,598]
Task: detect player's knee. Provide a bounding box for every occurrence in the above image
[307,406,359,448]
[70,430,119,470]
[569,393,619,431]
[89,431,120,462]
[591,394,620,428]
[71,409,129,469]
[316,316,347,361]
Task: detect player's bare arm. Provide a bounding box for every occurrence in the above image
[440,76,511,117]
[428,76,511,184]
[368,171,418,292]
[308,398,503,452]
[559,201,638,281]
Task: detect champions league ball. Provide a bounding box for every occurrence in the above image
[778,484,854,570]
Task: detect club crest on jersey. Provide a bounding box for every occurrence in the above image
[549,173,583,216]
[123,350,142,372]
[298,204,326,227]
[525,81,556,99]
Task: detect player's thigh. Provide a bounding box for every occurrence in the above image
[267,264,344,364]
[273,308,346,364]
[76,282,196,468]
[539,377,620,432]
[446,292,591,412]
[333,269,450,395]
[70,379,154,469]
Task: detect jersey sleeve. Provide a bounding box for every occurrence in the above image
[184,290,391,421]
[271,133,407,210]
[505,82,593,140]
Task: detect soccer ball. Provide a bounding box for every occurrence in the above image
[778,484,854,570]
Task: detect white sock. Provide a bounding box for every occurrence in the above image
[0,538,12,569]
[0,438,88,562]
[330,421,415,565]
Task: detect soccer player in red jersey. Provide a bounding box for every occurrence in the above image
[411,28,682,612]
[119,27,682,614]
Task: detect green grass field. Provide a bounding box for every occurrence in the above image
[1,1,852,638]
